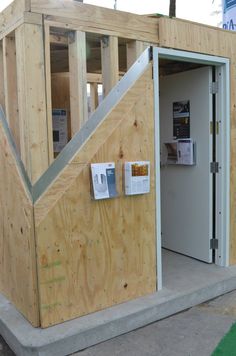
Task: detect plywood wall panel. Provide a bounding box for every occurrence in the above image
[0,121,39,326]
[35,67,156,327]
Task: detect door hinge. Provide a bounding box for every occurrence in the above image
[210,162,219,173]
[210,238,219,250]
[210,81,219,94]
[210,121,220,135]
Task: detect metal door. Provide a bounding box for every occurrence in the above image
[160,66,213,263]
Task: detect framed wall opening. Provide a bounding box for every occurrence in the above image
[153,47,230,291]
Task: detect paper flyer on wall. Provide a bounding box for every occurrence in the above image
[91,162,117,200]
[173,100,190,139]
[177,139,194,165]
[52,109,68,153]
[125,161,150,195]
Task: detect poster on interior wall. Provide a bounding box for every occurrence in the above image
[52,109,68,153]
[173,100,190,139]
[222,0,236,30]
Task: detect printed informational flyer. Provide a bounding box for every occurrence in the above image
[125,161,150,195]
[177,139,194,165]
[52,109,68,153]
[173,100,190,139]
[91,163,117,200]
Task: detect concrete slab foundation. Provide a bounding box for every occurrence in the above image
[1,250,236,356]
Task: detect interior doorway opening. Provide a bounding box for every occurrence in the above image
[153,48,230,291]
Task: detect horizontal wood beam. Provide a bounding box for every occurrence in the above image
[0,0,30,30]
[0,12,43,42]
[52,72,123,84]
[50,33,68,46]
[31,1,159,43]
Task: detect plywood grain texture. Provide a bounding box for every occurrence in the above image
[15,23,50,183]
[34,66,156,327]
[0,121,39,327]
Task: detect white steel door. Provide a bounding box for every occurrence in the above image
[160,66,213,263]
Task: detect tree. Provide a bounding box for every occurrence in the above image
[169,0,176,17]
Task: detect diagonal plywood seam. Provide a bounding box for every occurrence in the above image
[32,48,151,203]
[0,50,151,208]
[34,68,153,226]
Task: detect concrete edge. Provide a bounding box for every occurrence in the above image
[1,273,236,356]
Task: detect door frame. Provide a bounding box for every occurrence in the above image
[153,47,230,291]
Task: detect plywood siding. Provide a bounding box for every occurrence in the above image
[34,66,156,327]
[158,17,236,265]
[0,121,39,326]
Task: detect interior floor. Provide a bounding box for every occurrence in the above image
[162,248,229,293]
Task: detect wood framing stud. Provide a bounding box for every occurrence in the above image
[3,36,20,153]
[0,41,5,113]
[101,35,119,97]
[126,40,145,69]
[15,23,50,183]
[44,24,54,163]
[90,83,99,112]
[69,30,88,136]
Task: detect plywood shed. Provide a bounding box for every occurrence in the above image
[0,0,235,330]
